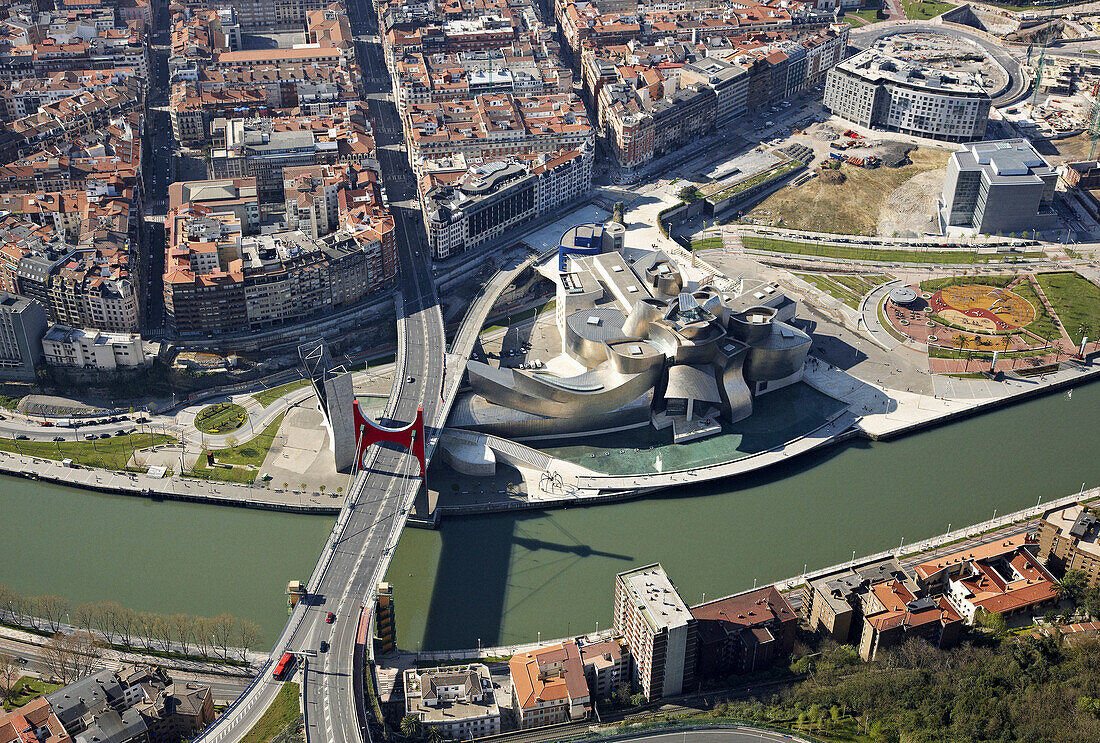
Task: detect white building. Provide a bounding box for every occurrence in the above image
[824,49,991,143]
[422,148,593,260]
[402,664,501,740]
[613,564,696,701]
[42,325,156,371]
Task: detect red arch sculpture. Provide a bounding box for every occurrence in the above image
[352,400,426,481]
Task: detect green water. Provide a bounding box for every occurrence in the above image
[386,380,1100,651]
[0,480,333,646]
[2,382,1099,654]
[536,383,847,475]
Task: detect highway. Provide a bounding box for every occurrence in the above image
[190,0,448,741]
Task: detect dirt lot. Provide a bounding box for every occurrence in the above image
[744,148,950,235]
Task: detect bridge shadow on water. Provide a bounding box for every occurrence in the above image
[418,511,635,651]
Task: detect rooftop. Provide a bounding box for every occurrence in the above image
[617,563,693,632]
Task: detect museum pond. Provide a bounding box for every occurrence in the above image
[1,379,1098,649]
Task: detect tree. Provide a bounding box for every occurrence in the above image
[630,693,646,707]
[612,682,631,707]
[1055,569,1087,605]
[114,607,138,647]
[224,435,238,450]
[612,201,624,224]
[400,714,422,739]
[210,613,237,659]
[677,186,697,202]
[425,727,443,743]
[0,652,18,705]
[36,595,69,634]
[42,631,99,685]
[1085,588,1100,621]
[234,619,262,661]
[171,613,195,655]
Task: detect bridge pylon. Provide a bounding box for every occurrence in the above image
[352,400,426,483]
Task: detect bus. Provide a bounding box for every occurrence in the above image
[272,652,294,680]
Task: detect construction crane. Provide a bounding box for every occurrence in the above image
[1029,7,1060,111]
[1089,81,1100,160]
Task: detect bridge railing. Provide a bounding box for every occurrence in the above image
[190,660,271,743]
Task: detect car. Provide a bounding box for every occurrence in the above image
[319,641,329,653]
[99,433,111,439]
[326,612,336,623]
[53,436,64,442]
[16,435,29,441]
[85,434,96,440]
[406,376,415,383]
[114,430,127,436]
[39,421,52,427]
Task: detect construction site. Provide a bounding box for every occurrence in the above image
[868,32,1009,98]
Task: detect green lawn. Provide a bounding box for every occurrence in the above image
[707,161,802,204]
[830,274,888,297]
[794,273,862,309]
[194,402,247,435]
[1037,271,1100,345]
[903,0,956,19]
[240,682,300,743]
[0,432,175,471]
[919,274,1017,292]
[5,677,63,710]
[690,236,724,251]
[252,378,311,408]
[190,413,285,484]
[742,235,1044,265]
[0,395,21,410]
[849,8,885,23]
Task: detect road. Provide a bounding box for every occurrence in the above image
[191,0,447,740]
[849,22,1030,107]
[618,730,814,743]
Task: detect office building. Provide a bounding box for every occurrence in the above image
[824,50,991,143]
[403,664,501,739]
[614,564,696,700]
[0,291,47,381]
[577,638,629,699]
[509,641,591,728]
[1038,503,1100,589]
[939,139,1059,235]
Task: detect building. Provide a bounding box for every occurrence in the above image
[613,564,696,701]
[42,324,156,371]
[856,580,963,662]
[806,558,912,645]
[167,178,261,234]
[939,139,1059,235]
[0,291,47,381]
[509,641,591,729]
[402,664,501,739]
[41,665,213,743]
[577,637,629,699]
[0,697,71,743]
[1038,502,1100,589]
[421,148,592,260]
[679,57,749,129]
[824,49,991,143]
[690,586,798,677]
[913,533,1060,624]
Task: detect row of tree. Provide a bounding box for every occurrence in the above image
[1,630,101,705]
[0,584,261,662]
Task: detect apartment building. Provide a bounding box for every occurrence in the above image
[807,558,913,645]
[939,139,1059,235]
[42,324,155,371]
[577,638,629,700]
[420,147,592,259]
[7,77,144,156]
[690,586,798,677]
[403,93,594,177]
[171,0,333,32]
[208,111,377,197]
[913,533,1060,624]
[0,69,137,122]
[0,290,47,381]
[824,49,991,143]
[614,564,696,701]
[403,665,501,739]
[1038,503,1100,589]
[167,178,261,233]
[510,641,591,729]
[284,162,383,239]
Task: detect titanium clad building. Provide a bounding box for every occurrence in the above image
[939,139,1058,235]
[824,50,990,143]
[614,564,696,701]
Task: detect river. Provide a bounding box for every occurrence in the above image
[1,382,1098,651]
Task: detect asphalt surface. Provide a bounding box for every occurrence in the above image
[849,23,1029,107]
[623,730,813,743]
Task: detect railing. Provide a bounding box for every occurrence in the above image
[191,660,271,743]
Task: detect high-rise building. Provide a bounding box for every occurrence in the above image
[1037,502,1100,589]
[613,564,696,701]
[939,139,1059,235]
[0,291,47,382]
